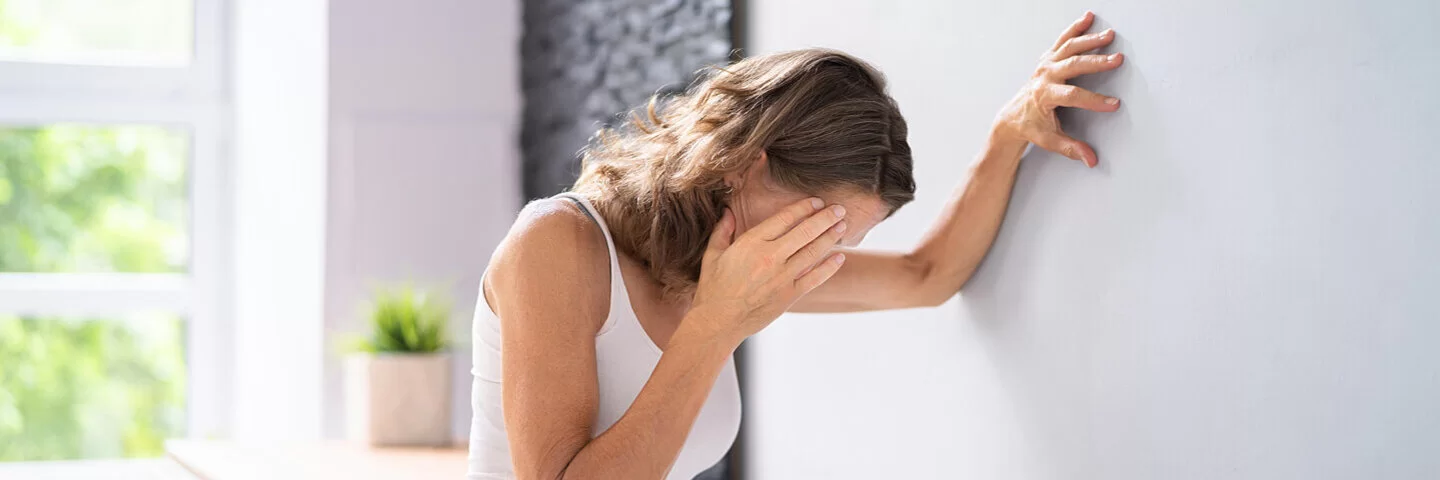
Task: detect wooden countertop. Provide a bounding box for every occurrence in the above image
[166,440,467,480]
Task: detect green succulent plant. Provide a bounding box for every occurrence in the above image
[350,285,451,354]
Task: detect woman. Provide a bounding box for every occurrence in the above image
[470,12,1123,480]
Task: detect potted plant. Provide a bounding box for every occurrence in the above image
[343,285,453,447]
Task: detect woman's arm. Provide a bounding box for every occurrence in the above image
[494,203,733,480]
[792,133,1028,312]
[793,11,1124,313]
[559,315,739,479]
[495,198,846,479]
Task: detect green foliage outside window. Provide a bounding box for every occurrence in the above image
[0,125,189,461]
[0,315,186,461]
[0,126,188,273]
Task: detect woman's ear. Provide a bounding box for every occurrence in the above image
[724,151,769,192]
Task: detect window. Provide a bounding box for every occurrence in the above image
[0,314,186,461]
[0,125,189,274]
[0,0,194,66]
[0,0,225,464]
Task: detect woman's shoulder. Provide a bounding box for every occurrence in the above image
[483,197,611,325]
[492,196,610,274]
[508,197,608,253]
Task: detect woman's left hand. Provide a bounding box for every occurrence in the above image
[992,11,1123,167]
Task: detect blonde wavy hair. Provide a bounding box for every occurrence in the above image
[572,48,915,294]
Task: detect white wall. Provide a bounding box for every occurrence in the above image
[323,0,521,440]
[744,1,1440,479]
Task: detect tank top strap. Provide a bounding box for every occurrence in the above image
[554,192,629,335]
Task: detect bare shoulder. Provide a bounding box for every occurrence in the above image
[497,197,607,260]
[484,197,610,333]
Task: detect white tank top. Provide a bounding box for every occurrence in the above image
[467,193,742,480]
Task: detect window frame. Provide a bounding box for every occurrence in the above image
[0,0,232,447]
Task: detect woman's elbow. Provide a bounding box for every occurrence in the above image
[516,461,573,480]
[913,285,961,308]
[903,255,970,308]
[512,437,588,480]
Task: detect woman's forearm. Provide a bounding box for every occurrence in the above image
[907,130,1029,304]
[558,314,736,480]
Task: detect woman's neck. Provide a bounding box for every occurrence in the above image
[617,250,694,312]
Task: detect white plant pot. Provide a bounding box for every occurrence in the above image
[344,352,452,447]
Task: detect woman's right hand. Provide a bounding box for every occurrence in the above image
[992,11,1123,167]
[687,197,850,345]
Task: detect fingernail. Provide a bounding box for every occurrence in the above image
[810,198,824,209]
[834,253,847,264]
[1103,28,1114,37]
[1105,97,1119,105]
[832,205,847,218]
[834,221,848,234]
[1109,53,1122,62]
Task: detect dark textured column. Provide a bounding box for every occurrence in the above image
[520,0,733,200]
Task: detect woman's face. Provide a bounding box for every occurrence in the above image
[726,159,891,249]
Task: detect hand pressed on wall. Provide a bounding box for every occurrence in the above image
[993,11,1124,167]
